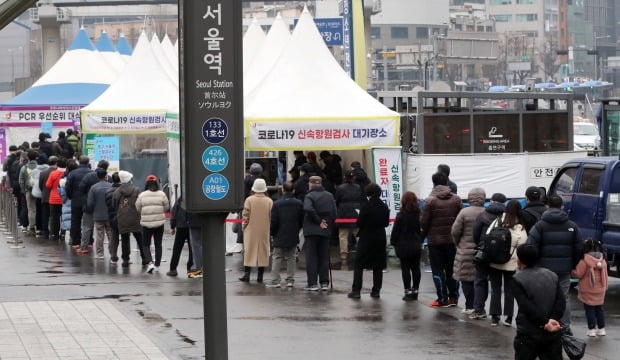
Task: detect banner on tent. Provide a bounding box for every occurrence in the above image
[166,113,179,138]
[245,117,399,150]
[371,146,403,234]
[0,105,80,127]
[81,111,167,134]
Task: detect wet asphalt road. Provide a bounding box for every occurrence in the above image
[1,230,619,360]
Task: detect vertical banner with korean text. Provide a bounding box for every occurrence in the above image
[93,136,120,173]
[371,146,403,234]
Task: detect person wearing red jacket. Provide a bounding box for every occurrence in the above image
[46,158,67,241]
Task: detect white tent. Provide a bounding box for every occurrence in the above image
[244,8,399,150]
[151,33,178,86]
[161,33,178,72]
[81,31,178,134]
[96,30,126,74]
[243,18,266,73]
[244,13,291,96]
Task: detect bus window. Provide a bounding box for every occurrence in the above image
[550,167,578,196]
[578,168,603,195]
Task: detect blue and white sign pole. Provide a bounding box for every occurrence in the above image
[180,1,244,358]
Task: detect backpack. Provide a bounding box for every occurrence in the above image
[26,167,35,190]
[481,215,513,264]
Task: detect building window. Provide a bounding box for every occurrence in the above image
[371,27,381,39]
[515,14,538,22]
[486,26,493,32]
[490,0,512,4]
[391,26,408,39]
[490,15,512,22]
[524,31,538,37]
[416,27,428,39]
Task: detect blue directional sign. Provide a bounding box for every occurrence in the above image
[202,145,229,172]
[293,17,343,46]
[202,174,229,201]
[202,118,228,144]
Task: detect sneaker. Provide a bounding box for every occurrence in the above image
[448,298,458,307]
[188,269,203,278]
[110,259,118,265]
[320,284,329,291]
[147,263,155,274]
[96,256,104,260]
[76,249,89,255]
[430,300,449,308]
[285,282,294,288]
[153,266,160,272]
[370,291,380,299]
[26,227,36,236]
[265,282,281,288]
[469,310,487,320]
[304,285,319,291]
[347,291,361,299]
[491,316,500,326]
[503,317,512,327]
[71,245,81,249]
[587,329,597,337]
[596,328,606,336]
[461,308,474,315]
[166,270,178,277]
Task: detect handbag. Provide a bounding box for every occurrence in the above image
[561,334,586,360]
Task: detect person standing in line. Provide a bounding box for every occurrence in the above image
[59,159,77,243]
[420,172,463,307]
[38,156,58,240]
[470,192,506,320]
[488,199,527,327]
[347,183,390,299]
[334,171,361,270]
[86,168,113,259]
[293,163,315,202]
[31,153,49,237]
[266,182,303,288]
[112,171,145,267]
[167,195,193,277]
[520,186,547,233]
[390,191,423,301]
[319,150,342,193]
[105,172,122,264]
[451,187,486,313]
[527,195,583,334]
[18,150,39,236]
[302,176,336,291]
[66,129,81,157]
[512,244,565,360]
[65,156,92,248]
[187,211,204,278]
[79,160,110,250]
[136,174,170,273]
[45,157,66,241]
[571,238,609,337]
[437,164,457,194]
[239,178,273,283]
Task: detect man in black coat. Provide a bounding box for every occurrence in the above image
[302,176,336,291]
[65,156,92,247]
[266,182,304,288]
[334,171,360,270]
[527,195,582,333]
[293,163,314,202]
[437,164,457,194]
[521,186,547,232]
[470,192,506,319]
[512,244,565,359]
[319,150,343,193]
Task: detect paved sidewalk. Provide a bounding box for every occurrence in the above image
[0,300,168,360]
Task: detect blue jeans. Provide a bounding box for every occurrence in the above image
[584,304,605,330]
[189,227,203,270]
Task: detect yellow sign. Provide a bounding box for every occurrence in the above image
[381,52,396,58]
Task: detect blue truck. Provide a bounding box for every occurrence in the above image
[548,157,620,275]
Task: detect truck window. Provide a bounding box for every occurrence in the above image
[551,167,578,196]
[578,168,603,195]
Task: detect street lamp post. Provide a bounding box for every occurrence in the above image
[594,31,611,80]
[8,48,14,96]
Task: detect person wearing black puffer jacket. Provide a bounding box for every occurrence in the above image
[469,193,506,320]
[520,186,547,233]
[390,191,422,301]
[527,195,583,334]
[334,171,361,270]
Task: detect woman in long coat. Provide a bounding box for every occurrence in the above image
[347,183,390,299]
[239,178,273,283]
[451,187,486,313]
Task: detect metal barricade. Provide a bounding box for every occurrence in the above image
[0,184,23,248]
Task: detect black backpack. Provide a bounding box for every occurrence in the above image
[481,215,513,264]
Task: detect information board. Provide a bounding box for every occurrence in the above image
[180,0,244,212]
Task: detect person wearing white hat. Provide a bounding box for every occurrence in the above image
[239,178,273,283]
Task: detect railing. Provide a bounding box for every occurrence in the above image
[0,184,23,248]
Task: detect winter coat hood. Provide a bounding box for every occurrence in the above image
[486,202,506,215]
[541,208,569,224]
[430,185,452,200]
[467,187,486,206]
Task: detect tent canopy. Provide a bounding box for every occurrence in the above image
[244,8,399,150]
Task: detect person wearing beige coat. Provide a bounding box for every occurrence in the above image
[239,179,273,283]
[451,187,486,312]
[135,175,170,274]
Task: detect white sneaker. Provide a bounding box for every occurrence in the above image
[587,329,597,337]
[596,328,606,336]
[154,266,160,272]
[147,263,155,274]
[461,308,474,315]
